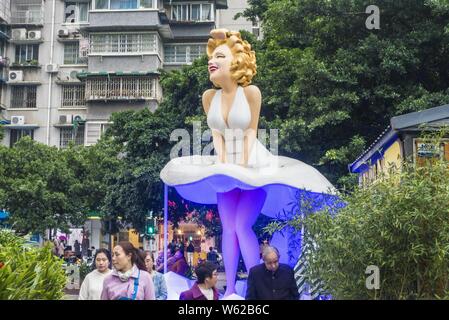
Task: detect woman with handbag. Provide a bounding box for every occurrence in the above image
[101,241,155,300]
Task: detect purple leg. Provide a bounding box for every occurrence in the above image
[217,188,241,296]
[235,188,267,272]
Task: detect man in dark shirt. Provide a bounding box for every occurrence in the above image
[246,246,299,300]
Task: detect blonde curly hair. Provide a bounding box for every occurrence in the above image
[207,29,257,87]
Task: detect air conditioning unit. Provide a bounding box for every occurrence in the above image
[9,70,23,82]
[59,114,72,124]
[12,28,27,40]
[27,30,42,40]
[72,115,85,123]
[11,116,25,125]
[45,63,59,73]
[69,70,79,80]
[58,29,69,37]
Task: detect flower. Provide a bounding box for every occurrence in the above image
[205,210,213,222]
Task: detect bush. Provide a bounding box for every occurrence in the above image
[301,157,449,299]
[0,230,67,300]
[266,132,449,299]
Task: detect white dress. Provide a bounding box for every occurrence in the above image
[160,86,336,218]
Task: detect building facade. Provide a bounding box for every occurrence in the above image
[0,0,260,150]
[349,104,449,186]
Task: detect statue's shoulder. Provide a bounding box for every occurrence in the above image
[243,85,261,108]
[202,89,217,114]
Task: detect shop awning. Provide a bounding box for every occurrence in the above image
[0,210,9,220]
[87,211,102,220]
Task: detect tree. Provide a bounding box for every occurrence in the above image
[0,138,84,235]
[238,0,449,188]
[0,137,120,236]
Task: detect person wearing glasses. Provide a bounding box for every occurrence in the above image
[180,261,219,300]
[246,246,299,300]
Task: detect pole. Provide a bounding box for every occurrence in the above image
[163,184,168,273]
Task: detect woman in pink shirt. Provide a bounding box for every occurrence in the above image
[101,241,155,300]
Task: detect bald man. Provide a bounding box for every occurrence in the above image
[245,246,299,300]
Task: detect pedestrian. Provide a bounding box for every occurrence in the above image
[169,240,176,255]
[179,261,219,300]
[79,248,113,300]
[142,251,167,300]
[58,240,65,258]
[245,246,299,300]
[169,249,189,277]
[186,241,195,266]
[101,241,155,300]
[74,240,81,259]
[206,246,219,268]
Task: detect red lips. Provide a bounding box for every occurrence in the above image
[208,64,218,72]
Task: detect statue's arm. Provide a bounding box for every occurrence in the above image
[203,89,226,163]
[241,85,262,166]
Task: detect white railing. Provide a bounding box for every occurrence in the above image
[85,76,157,100]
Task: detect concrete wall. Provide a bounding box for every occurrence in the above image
[88,54,162,72]
[88,10,161,29]
[216,0,252,33]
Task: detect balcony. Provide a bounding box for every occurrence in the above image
[10,60,41,69]
[11,0,44,26]
[10,9,43,25]
[85,1,172,37]
[83,73,159,101]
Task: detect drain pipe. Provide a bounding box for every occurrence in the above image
[46,0,56,145]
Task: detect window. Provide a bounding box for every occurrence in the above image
[86,122,112,145]
[10,129,34,147]
[252,20,261,38]
[90,33,157,54]
[11,1,43,24]
[164,44,205,64]
[95,0,108,9]
[11,86,37,109]
[64,2,89,23]
[60,124,85,148]
[15,44,39,64]
[61,84,85,108]
[171,3,213,21]
[94,0,156,10]
[64,42,80,64]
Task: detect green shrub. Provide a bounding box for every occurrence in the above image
[0,230,67,300]
[79,261,91,283]
[266,139,449,299]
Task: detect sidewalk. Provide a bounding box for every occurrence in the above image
[63,288,79,300]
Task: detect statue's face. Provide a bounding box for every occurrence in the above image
[208,44,233,86]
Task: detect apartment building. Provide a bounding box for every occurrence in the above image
[0,0,266,149]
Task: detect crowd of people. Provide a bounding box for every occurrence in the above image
[76,239,299,300]
[79,241,168,300]
[52,237,97,265]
